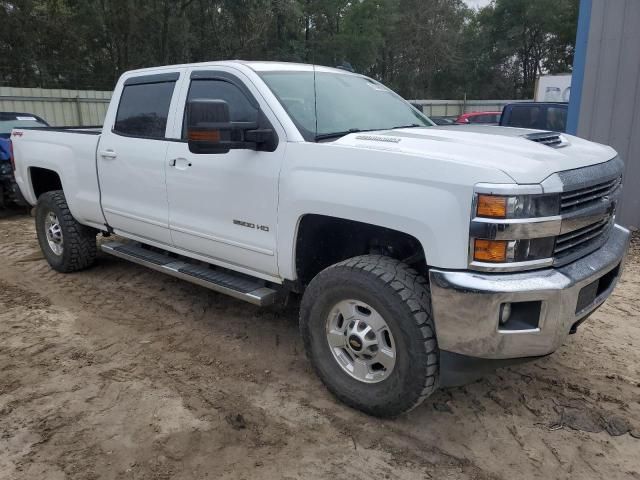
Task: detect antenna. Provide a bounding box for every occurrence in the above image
[313,63,318,140]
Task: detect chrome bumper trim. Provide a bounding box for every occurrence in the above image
[469,257,553,273]
[474,183,543,195]
[430,224,630,359]
[470,216,562,240]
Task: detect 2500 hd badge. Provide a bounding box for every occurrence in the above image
[233,219,270,232]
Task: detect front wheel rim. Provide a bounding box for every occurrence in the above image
[325,299,396,383]
[44,211,64,256]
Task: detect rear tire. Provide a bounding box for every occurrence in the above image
[35,190,97,273]
[300,255,439,417]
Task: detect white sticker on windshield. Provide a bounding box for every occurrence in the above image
[16,116,37,121]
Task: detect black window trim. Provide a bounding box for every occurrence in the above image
[112,73,179,140]
[110,70,279,148]
[189,70,260,110]
[123,72,180,86]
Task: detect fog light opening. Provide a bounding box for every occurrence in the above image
[499,303,512,325]
[498,301,542,331]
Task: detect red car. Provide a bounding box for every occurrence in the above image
[455,111,501,125]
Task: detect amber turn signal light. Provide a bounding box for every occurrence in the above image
[188,129,221,142]
[476,194,507,218]
[473,239,507,262]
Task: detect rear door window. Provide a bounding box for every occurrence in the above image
[114,81,176,138]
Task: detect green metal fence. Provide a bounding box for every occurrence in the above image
[0,87,111,127]
[0,86,531,127]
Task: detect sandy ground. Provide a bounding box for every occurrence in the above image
[0,211,639,480]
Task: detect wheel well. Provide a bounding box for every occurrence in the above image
[30,167,62,199]
[295,214,427,286]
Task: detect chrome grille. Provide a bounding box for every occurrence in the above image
[552,158,624,266]
[555,218,610,255]
[554,217,613,265]
[560,176,621,212]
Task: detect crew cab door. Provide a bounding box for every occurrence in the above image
[164,68,285,278]
[97,71,184,245]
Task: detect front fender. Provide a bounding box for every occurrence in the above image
[277,142,515,280]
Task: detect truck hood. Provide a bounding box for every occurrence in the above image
[332,125,617,184]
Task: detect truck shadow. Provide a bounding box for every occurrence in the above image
[93,248,636,439]
[0,206,30,219]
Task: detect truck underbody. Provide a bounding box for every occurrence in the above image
[0,161,28,208]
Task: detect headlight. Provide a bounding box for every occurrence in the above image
[476,194,560,219]
[472,238,556,263]
[470,190,561,271]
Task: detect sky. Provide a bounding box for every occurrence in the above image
[463,0,492,8]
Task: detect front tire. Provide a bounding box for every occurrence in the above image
[300,255,439,417]
[36,190,97,273]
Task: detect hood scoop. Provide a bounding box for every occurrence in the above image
[525,131,568,148]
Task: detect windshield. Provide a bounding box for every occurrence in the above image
[258,71,433,141]
[0,118,48,137]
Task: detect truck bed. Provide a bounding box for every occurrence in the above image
[11,126,106,229]
[20,126,102,135]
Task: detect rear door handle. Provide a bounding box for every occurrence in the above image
[99,149,117,159]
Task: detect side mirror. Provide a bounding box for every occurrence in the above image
[185,99,277,154]
[186,99,235,154]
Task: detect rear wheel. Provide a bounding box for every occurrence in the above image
[300,255,439,417]
[36,190,97,272]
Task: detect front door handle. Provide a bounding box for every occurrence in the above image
[169,158,192,169]
[99,149,117,159]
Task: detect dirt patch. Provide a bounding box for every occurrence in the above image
[0,214,639,479]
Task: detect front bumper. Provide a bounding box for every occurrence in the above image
[429,224,630,360]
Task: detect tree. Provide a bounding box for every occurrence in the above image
[0,0,580,99]
[480,0,578,98]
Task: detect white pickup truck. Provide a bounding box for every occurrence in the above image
[12,61,630,417]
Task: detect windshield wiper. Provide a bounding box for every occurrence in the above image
[314,124,424,142]
[314,128,371,142]
[389,123,423,130]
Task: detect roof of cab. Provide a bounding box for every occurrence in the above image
[123,60,357,76]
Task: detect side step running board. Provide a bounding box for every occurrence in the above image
[101,241,277,306]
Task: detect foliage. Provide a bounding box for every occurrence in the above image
[0,0,578,99]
